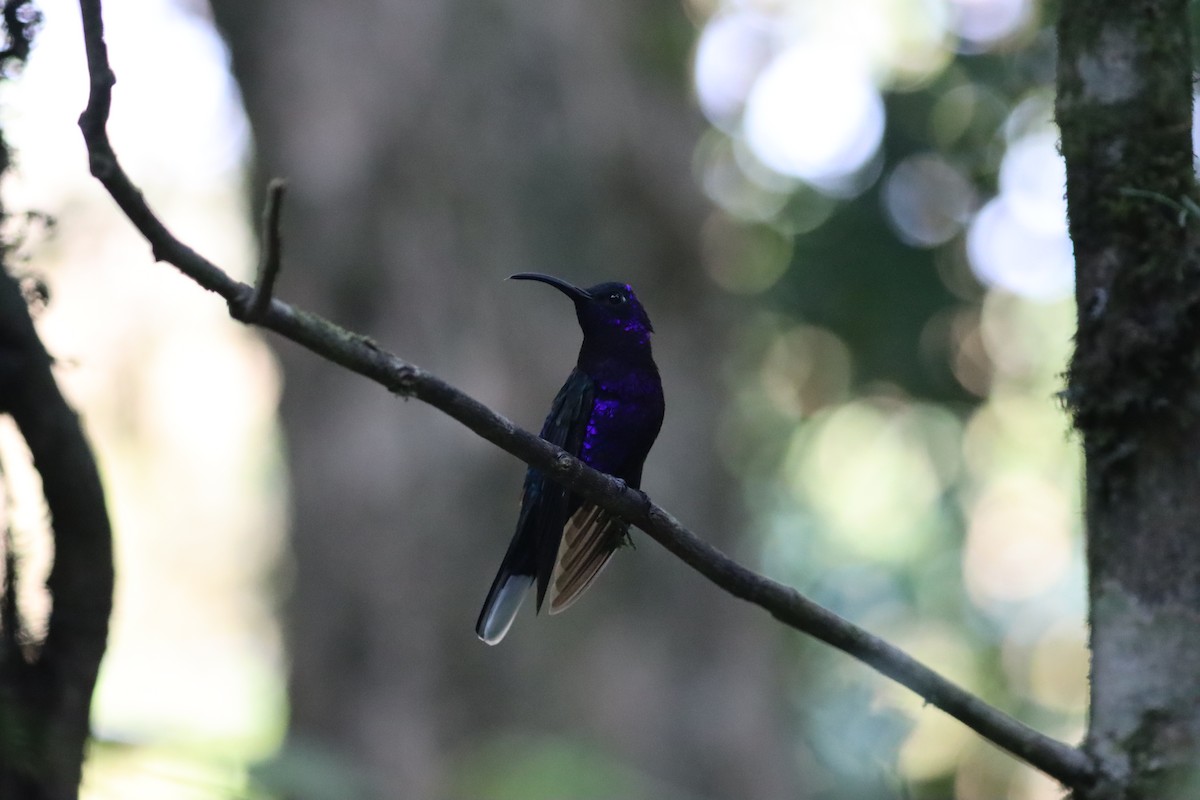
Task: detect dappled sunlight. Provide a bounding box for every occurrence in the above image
[732,287,1084,792]
[690,0,979,185]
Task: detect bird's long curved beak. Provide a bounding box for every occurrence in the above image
[509,273,591,302]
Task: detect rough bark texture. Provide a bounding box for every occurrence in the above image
[207,1,799,797]
[1058,1,1200,796]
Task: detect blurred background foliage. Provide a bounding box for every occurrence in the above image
[692,1,1085,798]
[0,0,1096,797]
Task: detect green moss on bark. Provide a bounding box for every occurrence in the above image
[1058,1,1198,484]
[1058,2,1200,798]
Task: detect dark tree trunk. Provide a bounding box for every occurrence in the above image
[0,4,113,796]
[208,1,800,797]
[0,269,114,799]
[1058,0,1200,796]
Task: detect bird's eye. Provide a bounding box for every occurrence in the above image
[608,292,627,305]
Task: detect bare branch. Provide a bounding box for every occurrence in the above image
[235,178,287,322]
[75,0,1096,790]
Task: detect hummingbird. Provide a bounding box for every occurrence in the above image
[476,273,665,645]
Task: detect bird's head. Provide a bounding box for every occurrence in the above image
[510,273,654,346]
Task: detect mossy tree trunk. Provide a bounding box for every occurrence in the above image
[1058,1,1200,796]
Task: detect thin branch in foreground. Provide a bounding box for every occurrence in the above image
[73,0,1097,791]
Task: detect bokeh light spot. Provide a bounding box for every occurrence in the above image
[967,196,1074,300]
[694,11,774,130]
[1028,621,1089,712]
[759,325,853,418]
[694,131,790,222]
[999,131,1068,234]
[743,45,885,187]
[702,214,793,293]
[967,127,1074,300]
[883,152,977,247]
[948,0,1032,50]
[963,476,1072,606]
[791,401,945,562]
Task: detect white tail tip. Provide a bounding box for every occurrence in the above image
[476,574,534,645]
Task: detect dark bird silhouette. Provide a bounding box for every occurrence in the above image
[476,273,665,644]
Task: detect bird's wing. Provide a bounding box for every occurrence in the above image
[539,367,595,449]
[546,502,623,614]
[532,369,595,607]
[477,369,594,642]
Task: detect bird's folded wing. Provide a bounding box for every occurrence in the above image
[547,502,621,614]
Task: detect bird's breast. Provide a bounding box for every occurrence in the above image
[578,370,664,476]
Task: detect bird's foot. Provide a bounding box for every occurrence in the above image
[609,476,652,517]
[618,526,636,550]
[634,488,651,510]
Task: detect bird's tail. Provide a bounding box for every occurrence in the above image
[475,570,534,645]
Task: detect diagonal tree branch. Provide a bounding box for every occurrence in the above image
[74,0,1095,790]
